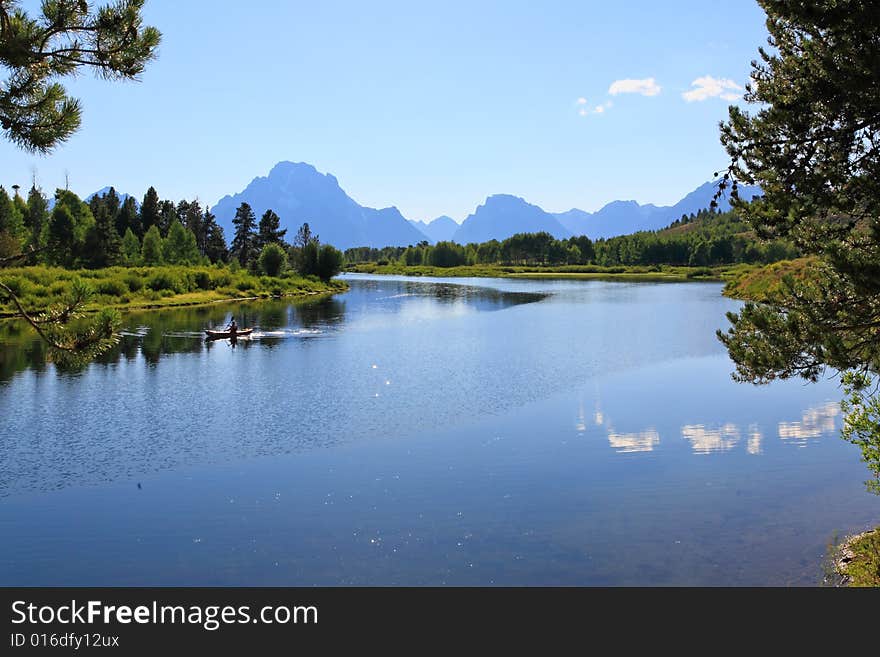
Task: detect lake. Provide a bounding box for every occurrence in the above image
[0,273,877,585]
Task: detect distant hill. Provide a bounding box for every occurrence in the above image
[211,162,428,250]
[409,216,459,243]
[452,194,572,244]
[553,181,762,239]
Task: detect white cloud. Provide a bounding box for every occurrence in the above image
[576,97,588,105]
[682,76,742,102]
[577,100,612,117]
[608,78,661,97]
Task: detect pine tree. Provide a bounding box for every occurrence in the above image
[25,185,48,251]
[43,190,93,267]
[163,220,200,264]
[116,197,140,238]
[0,186,25,243]
[44,205,77,268]
[140,187,161,235]
[122,228,141,266]
[184,200,207,254]
[203,209,228,263]
[0,1,161,153]
[86,201,123,268]
[231,203,258,266]
[141,225,163,266]
[257,209,287,250]
[158,200,176,236]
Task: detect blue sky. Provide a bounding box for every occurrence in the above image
[0,0,769,222]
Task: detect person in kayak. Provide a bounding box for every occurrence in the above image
[227,318,238,335]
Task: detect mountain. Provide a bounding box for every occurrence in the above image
[85,187,138,208]
[211,162,428,250]
[409,215,459,243]
[452,194,572,244]
[553,181,762,239]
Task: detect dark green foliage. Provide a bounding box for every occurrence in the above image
[0,0,161,153]
[315,244,344,281]
[258,243,287,277]
[140,225,163,266]
[297,240,319,276]
[25,185,48,249]
[344,211,793,270]
[184,200,206,255]
[85,200,123,268]
[116,196,140,238]
[157,200,176,236]
[121,228,141,266]
[162,220,200,265]
[203,208,227,263]
[139,187,161,235]
[257,209,287,250]
[0,185,24,241]
[230,203,258,266]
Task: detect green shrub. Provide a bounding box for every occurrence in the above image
[258,243,287,277]
[95,279,129,297]
[194,270,213,290]
[148,271,183,293]
[124,273,144,292]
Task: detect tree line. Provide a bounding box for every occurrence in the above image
[344,209,799,268]
[0,185,342,281]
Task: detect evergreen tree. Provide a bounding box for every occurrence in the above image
[85,201,123,268]
[203,209,228,264]
[42,190,94,267]
[158,200,176,236]
[257,209,287,250]
[715,0,880,490]
[116,197,140,238]
[122,228,141,266]
[140,187,161,235]
[44,205,77,268]
[0,1,161,153]
[184,200,207,254]
[162,220,200,264]
[0,186,25,243]
[230,203,258,266]
[25,186,48,249]
[141,225,163,266]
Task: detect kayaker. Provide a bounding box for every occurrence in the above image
[228,318,238,335]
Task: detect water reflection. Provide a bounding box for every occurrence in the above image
[587,397,660,453]
[747,425,763,455]
[682,423,740,454]
[608,429,661,453]
[778,401,840,443]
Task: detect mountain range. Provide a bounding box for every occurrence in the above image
[89,162,761,250]
[210,162,426,250]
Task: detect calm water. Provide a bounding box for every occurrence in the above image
[0,274,877,585]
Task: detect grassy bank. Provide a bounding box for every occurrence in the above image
[345,262,759,283]
[0,265,347,318]
[722,257,818,301]
[832,529,880,586]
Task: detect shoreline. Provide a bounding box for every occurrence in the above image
[343,262,758,284]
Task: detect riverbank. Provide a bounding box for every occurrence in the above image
[0,265,347,318]
[830,528,880,586]
[721,257,817,301]
[345,262,760,283]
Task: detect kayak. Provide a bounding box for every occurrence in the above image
[205,328,254,339]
